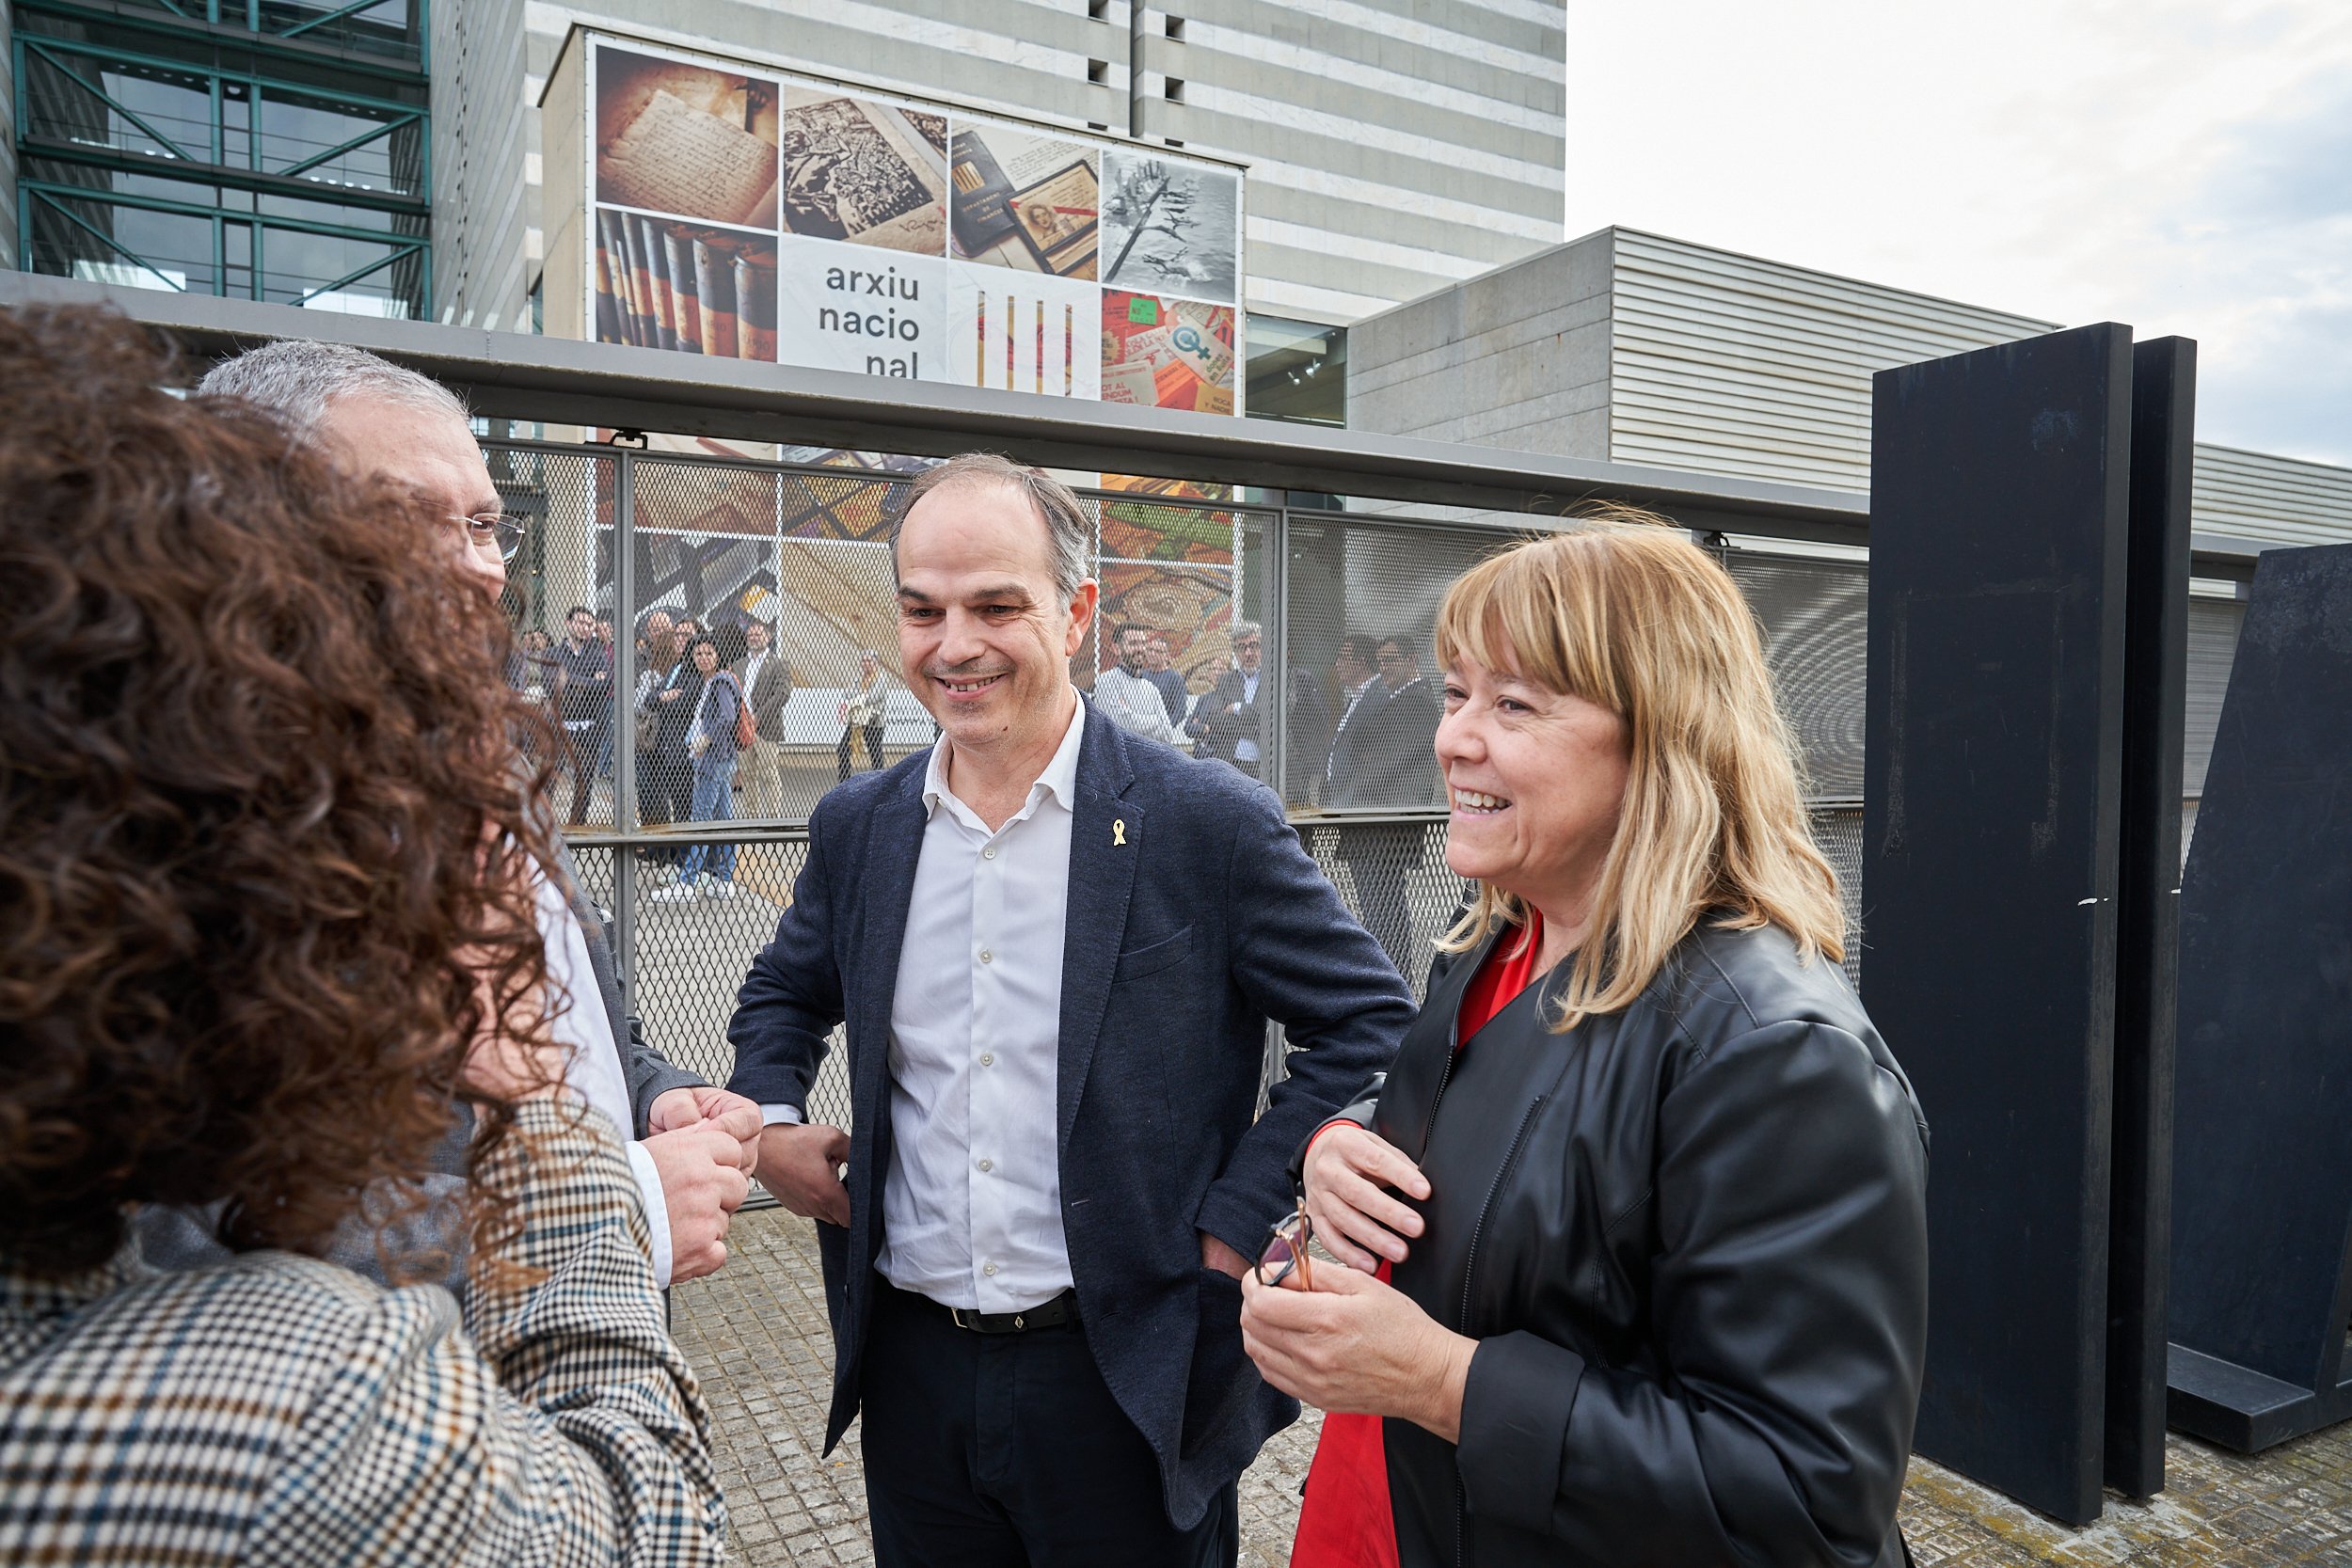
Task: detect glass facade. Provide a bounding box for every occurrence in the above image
[14,0,430,318]
[1245,313,1345,427]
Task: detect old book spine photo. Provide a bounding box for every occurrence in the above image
[696,238,739,358]
[736,249,778,360]
[663,227,705,353]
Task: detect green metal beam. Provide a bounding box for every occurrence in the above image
[15,0,428,87]
[22,139,430,215]
[275,108,421,181]
[26,189,195,290]
[24,39,206,163]
[288,235,426,309]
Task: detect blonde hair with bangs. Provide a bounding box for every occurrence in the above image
[1436,515,1844,1032]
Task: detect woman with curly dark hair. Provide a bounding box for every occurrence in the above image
[0,307,727,1565]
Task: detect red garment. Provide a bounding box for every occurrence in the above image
[1290,915,1546,1568]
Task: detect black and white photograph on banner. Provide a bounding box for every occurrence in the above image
[1099,150,1239,305]
[778,88,950,254]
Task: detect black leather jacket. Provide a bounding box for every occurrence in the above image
[1301,920,1929,1568]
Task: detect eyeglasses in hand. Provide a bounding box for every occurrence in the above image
[1256,1199,1314,1290]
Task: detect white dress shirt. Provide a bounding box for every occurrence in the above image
[1093,664,1185,746]
[533,866,674,1287]
[1233,670,1263,764]
[762,694,1085,1311]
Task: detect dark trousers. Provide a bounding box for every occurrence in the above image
[635,746,695,861]
[836,721,884,782]
[560,721,605,824]
[860,1280,1238,1568]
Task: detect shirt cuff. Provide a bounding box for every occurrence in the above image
[761,1102,805,1127]
[623,1138,675,1290]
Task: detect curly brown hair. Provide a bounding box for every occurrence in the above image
[0,307,563,1280]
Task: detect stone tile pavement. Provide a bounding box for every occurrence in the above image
[672,1207,2352,1567]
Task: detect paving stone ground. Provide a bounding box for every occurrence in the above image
[671,1207,2352,1567]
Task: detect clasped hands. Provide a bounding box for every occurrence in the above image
[1238,1123,1475,1444]
[645,1086,763,1281]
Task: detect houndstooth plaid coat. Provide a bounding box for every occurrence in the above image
[0,1100,727,1565]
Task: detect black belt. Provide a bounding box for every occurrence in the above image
[939,1287,1080,1335]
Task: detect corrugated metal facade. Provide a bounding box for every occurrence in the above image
[1605,230,2352,559]
[2191,443,2352,549]
[1607,230,2055,491]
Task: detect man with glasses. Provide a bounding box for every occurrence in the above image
[1186,621,1326,796]
[182,339,760,1288]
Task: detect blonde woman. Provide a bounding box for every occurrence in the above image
[1241,521,1930,1568]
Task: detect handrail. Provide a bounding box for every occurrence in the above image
[0,273,1867,546]
[0,272,2284,578]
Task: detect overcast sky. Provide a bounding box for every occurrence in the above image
[1564,0,2352,467]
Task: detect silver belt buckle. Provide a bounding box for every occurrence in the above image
[950,1306,974,1331]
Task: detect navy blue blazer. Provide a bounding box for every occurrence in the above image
[726,702,1415,1528]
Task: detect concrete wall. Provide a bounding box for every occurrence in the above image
[1346,227,1613,459]
[432,0,532,328]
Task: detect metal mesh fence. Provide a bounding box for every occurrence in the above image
[496,448,621,828]
[1722,551,1869,802]
[491,440,2223,1162]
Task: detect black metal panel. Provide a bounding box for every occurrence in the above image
[2106,337,2195,1497]
[2168,542,2352,1451]
[1863,323,2134,1525]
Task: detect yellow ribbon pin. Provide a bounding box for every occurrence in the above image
[1113,818,1128,847]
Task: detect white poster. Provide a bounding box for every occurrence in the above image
[774,235,950,382]
[945,267,1102,398]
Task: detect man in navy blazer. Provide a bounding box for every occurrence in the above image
[728,453,1413,1566]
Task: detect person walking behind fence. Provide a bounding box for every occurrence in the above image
[734,619,794,817]
[728,451,1414,1568]
[649,616,705,852]
[1330,634,1444,977]
[1095,620,1190,746]
[553,604,612,825]
[0,305,726,1565]
[634,608,679,838]
[1146,631,1192,727]
[836,648,891,782]
[188,338,759,1289]
[658,637,745,902]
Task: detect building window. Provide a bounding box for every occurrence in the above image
[1164,76,1185,103]
[1088,0,1110,19]
[1246,315,1346,427]
[1088,58,1110,86]
[1165,15,1185,39]
[13,0,431,316]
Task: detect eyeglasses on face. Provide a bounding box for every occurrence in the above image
[451,510,529,564]
[1256,1199,1314,1290]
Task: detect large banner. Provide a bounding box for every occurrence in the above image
[580,34,1245,416]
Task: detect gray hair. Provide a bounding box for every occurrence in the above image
[888,452,1092,605]
[1231,620,1263,641]
[196,339,469,440]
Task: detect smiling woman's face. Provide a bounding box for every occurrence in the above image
[1437,652,1630,921]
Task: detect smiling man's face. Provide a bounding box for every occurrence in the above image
[894,478,1095,764]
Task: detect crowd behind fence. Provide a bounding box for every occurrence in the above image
[496,437,2238,1138]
